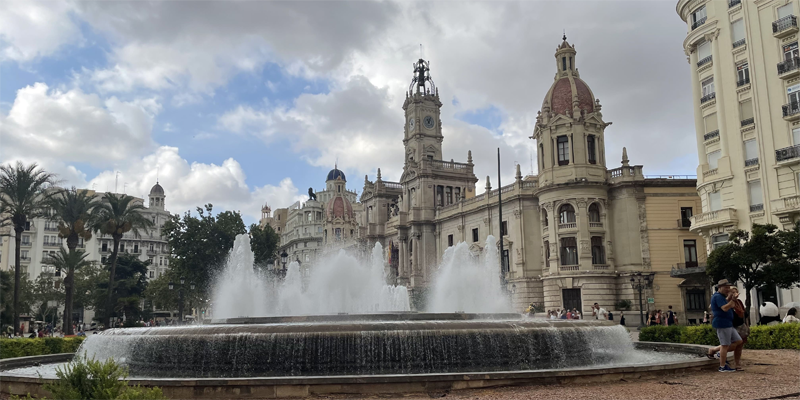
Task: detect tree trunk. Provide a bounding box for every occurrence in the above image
[106,235,121,329]
[64,233,78,335]
[13,226,23,336]
[744,282,754,326]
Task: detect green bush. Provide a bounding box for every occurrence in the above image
[0,337,85,359]
[639,323,800,350]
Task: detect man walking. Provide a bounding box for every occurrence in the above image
[591,303,608,320]
[666,305,678,326]
[711,279,743,372]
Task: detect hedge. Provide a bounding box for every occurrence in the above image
[0,337,85,359]
[640,324,800,350]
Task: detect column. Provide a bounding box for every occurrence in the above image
[709,32,729,157]
[399,238,407,278]
[689,47,706,164]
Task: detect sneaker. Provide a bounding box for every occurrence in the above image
[718,365,736,372]
[714,352,720,359]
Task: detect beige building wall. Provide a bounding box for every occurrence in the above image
[678,0,800,316]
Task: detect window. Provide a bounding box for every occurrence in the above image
[736,62,750,85]
[557,136,569,166]
[591,237,605,264]
[711,234,729,250]
[560,237,578,266]
[436,186,443,207]
[562,57,567,71]
[692,6,707,25]
[448,234,454,247]
[744,139,758,162]
[698,41,711,60]
[472,228,479,243]
[731,19,745,44]
[701,77,715,97]
[749,180,763,208]
[455,187,461,202]
[134,244,139,253]
[784,42,799,61]
[501,221,508,236]
[502,249,509,273]
[119,243,125,253]
[307,213,312,221]
[335,228,342,240]
[704,113,718,134]
[789,84,800,107]
[446,186,452,205]
[709,191,722,211]
[778,4,794,20]
[707,150,721,169]
[149,271,154,278]
[588,203,600,223]
[21,250,29,260]
[544,240,550,260]
[542,209,549,227]
[684,240,698,267]
[680,207,693,227]
[686,289,706,311]
[101,256,107,264]
[587,135,596,164]
[22,235,30,245]
[559,204,576,224]
[740,99,753,124]
[304,242,307,248]
[793,127,800,145]
[101,242,108,252]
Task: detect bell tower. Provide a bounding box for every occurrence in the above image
[403,59,443,164]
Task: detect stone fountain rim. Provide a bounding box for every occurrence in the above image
[208,312,525,324]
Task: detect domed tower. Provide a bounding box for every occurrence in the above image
[533,36,615,310]
[323,186,358,247]
[148,182,165,210]
[326,166,347,193]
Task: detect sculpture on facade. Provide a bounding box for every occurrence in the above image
[308,188,317,201]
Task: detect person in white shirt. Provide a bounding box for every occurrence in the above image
[783,308,799,323]
[592,303,608,320]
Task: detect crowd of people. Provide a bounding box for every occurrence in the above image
[646,305,678,326]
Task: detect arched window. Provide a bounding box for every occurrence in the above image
[591,236,605,264]
[559,204,576,224]
[557,136,569,165]
[542,209,549,227]
[588,203,601,223]
[587,135,597,164]
[560,237,578,266]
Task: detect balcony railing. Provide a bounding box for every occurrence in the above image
[44,226,58,232]
[728,0,741,7]
[692,16,707,30]
[703,130,719,141]
[750,203,764,212]
[21,242,31,247]
[776,144,800,162]
[689,208,738,231]
[778,57,800,76]
[701,92,716,104]
[744,157,759,167]
[782,103,800,118]
[671,262,707,277]
[740,117,754,127]
[589,222,603,228]
[736,77,750,87]
[592,265,609,271]
[697,55,712,67]
[558,222,577,230]
[773,15,798,34]
[732,39,746,49]
[559,265,579,272]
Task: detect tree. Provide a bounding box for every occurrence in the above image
[90,193,153,328]
[91,254,150,324]
[250,223,280,269]
[72,261,106,323]
[162,204,246,299]
[768,221,800,290]
[706,224,799,322]
[0,162,58,334]
[47,187,97,334]
[31,272,64,327]
[42,248,93,332]
[0,270,34,333]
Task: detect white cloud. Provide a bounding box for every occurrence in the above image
[0,1,81,61]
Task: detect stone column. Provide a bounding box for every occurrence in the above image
[709,30,728,157]
[399,237,408,278]
[689,46,706,165]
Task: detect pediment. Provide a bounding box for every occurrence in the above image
[546,113,574,126]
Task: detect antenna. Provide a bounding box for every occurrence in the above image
[156,167,159,183]
[115,171,119,193]
[123,183,128,194]
[419,44,423,59]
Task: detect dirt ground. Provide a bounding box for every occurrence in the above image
[317,350,800,400]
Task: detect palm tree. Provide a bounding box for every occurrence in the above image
[46,188,97,334]
[0,162,58,335]
[90,193,153,328]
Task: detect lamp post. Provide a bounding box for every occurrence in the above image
[168,277,195,324]
[280,250,288,278]
[630,272,654,328]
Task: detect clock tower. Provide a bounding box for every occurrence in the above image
[403,59,443,164]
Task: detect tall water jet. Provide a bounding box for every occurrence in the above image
[427,235,510,313]
[211,234,269,319]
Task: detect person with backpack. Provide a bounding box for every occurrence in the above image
[666,305,678,326]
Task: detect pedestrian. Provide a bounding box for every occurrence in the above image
[666,305,678,326]
[619,311,626,326]
[703,310,709,324]
[709,279,743,372]
[783,308,799,323]
[647,310,657,326]
[655,310,663,325]
[591,303,608,320]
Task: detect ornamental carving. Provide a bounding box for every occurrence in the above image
[483,217,489,225]
[580,240,590,253]
[513,209,522,219]
[577,198,587,208]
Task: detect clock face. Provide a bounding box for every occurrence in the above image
[423,115,435,129]
[409,117,415,130]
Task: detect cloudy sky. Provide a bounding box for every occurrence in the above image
[0,1,697,224]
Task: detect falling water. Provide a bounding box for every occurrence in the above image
[211,234,270,319]
[427,235,511,313]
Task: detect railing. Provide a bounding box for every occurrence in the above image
[383,181,402,190]
[703,130,719,141]
[749,203,764,212]
[644,175,697,179]
[690,208,737,228]
[740,118,754,127]
[784,195,800,210]
[558,222,577,230]
[522,181,537,189]
[43,241,60,247]
[20,256,30,261]
[147,249,157,256]
[736,77,750,87]
[773,15,798,33]
[610,168,623,178]
[21,241,31,247]
[692,16,707,30]
[559,265,579,272]
[589,222,603,228]
[776,144,800,162]
[697,55,712,67]
[44,226,58,232]
[702,168,718,177]
[778,57,800,75]
[732,38,746,49]
[744,157,759,167]
[701,92,716,104]
[592,265,609,271]
[671,262,707,277]
[429,159,470,170]
[783,103,800,118]
[728,0,741,8]
[678,218,692,228]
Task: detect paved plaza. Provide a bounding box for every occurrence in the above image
[322,350,799,400]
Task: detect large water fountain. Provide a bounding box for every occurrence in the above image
[1,234,714,398]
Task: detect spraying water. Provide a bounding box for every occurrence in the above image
[427,235,510,313]
[211,234,270,319]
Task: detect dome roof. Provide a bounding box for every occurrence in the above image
[149,182,164,196]
[326,168,346,182]
[544,77,595,116]
[326,196,354,220]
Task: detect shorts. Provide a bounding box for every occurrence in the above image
[715,327,742,346]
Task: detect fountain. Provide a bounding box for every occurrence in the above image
[0,234,716,398]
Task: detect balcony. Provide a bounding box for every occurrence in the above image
[689,208,738,232]
[732,39,746,49]
[773,15,798,38]
[671,262,707,278]
[736,77,750,87]
[20,241,31,247]
[728,0,741,8]
[678,218,692,229]
[697,55,712,68]
[589,222,604,229]
[558,222,577,231]
[750,203,764,213]
[740,118,754,127]
[782,103,800,121]
[592,264,610,271]
[43,226,58,232]
[700,92,716,104]
[703,130,719,141]
[745,157,759,167]
[778,57,800,79]
[692,16,707,31]
[776,144,800,163]
[147,249,157,256]
[559,265,579,272]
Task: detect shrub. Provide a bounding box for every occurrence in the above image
[638,324,800,350]
[615,300,632,311]
[679,325,719,346]
[0,337,85,359]
[639,325,683,343]
[746,324,800,350]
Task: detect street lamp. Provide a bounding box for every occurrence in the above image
[280,250,288,270]
[168,277,192,324]
[630,272,654,328]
